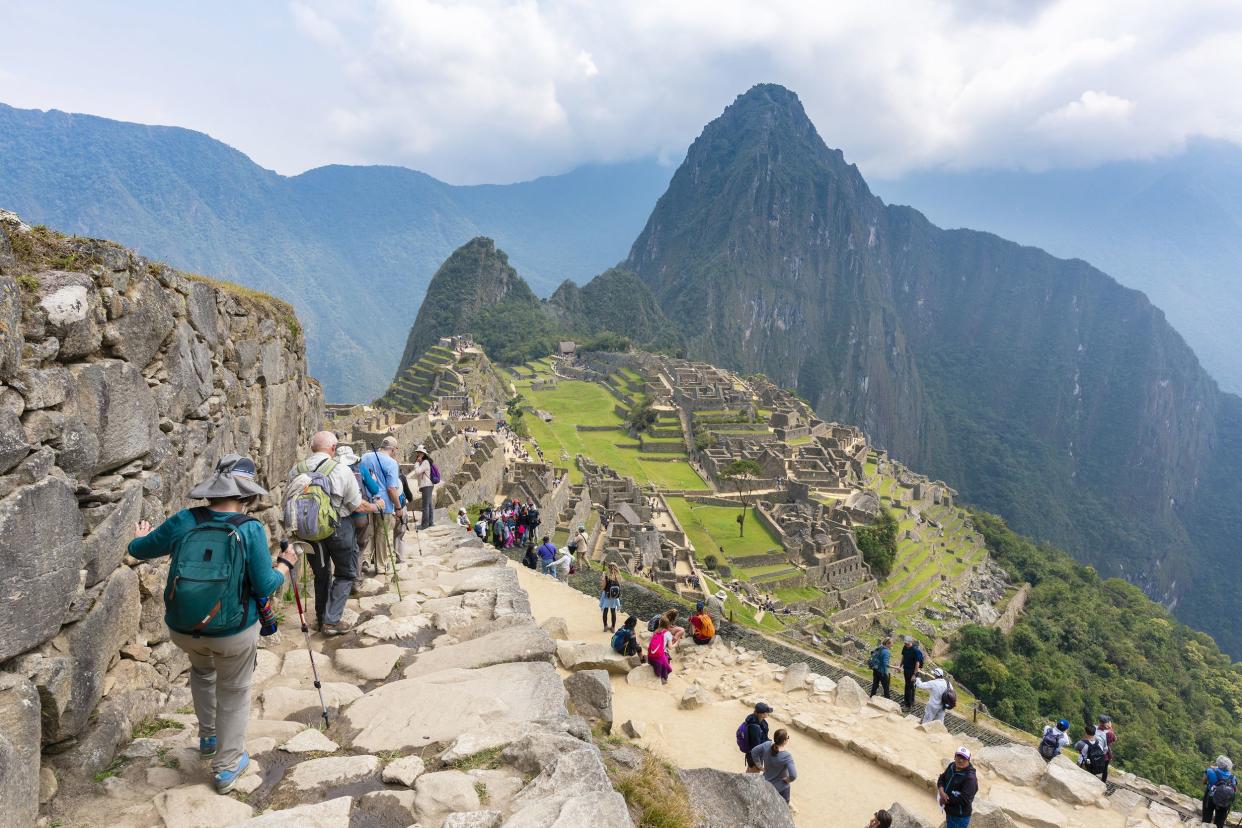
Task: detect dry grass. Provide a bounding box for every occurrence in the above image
[185,272,302,337]
[610,753,696,828]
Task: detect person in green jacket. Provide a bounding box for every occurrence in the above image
[129,454,298,794]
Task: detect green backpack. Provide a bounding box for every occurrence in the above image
[164,508,256,637]
[284,458,340,542]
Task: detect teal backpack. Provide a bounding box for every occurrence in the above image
[164,508,257,637]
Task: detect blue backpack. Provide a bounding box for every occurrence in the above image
[164,508,257,637]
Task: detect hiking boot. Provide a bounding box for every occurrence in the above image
[214,752,249,794]
[322,620,353,636]
[199,736,217,758]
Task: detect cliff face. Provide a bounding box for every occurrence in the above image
[0,212,322,817]
[625,84,1242,654]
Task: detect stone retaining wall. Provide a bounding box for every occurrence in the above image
[0,214,324,822]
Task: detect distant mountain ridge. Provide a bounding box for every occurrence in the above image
[625,84,1242,655]
[0,102,673,401]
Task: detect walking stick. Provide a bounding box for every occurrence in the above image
[283,541,330,729]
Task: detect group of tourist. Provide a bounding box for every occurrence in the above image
[475,499,541,550]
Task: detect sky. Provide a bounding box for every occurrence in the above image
[1,0,1241,185]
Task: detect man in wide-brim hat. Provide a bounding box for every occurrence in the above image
[129,453,298,794]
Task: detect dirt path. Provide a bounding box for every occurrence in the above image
[513,562,946,827]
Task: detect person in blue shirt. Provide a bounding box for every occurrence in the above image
[361,437,405,571]
[536,535,558,575]
[1204,755,1235,827]
[869,636,892,700]
[128,454,297,794]
[336,444,381,591]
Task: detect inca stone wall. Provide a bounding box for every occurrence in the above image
[0,212,323,822]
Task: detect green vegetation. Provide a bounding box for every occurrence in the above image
[131,717,185,739]
[719,459,763,536]
[611,753,696,828]
[855,508,897,577]
[950,511,1242,797]
[626,395,658,434]
[93,757,126,783]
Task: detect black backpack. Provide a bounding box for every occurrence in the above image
[941,680,957,710]
[1038,728,1062,760]
[1212,773,1237,808]
[1084,740,1108,774]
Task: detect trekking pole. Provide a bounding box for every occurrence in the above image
[284,540,330,729]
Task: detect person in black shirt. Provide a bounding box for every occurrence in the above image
[901,636,925,710]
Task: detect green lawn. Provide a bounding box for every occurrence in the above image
[519,378,705,489]
[665,497,784,565]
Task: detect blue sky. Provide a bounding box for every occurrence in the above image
[2,0,1241,184]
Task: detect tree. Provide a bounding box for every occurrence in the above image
[855,508,898,577]
[720,459,762,536]
[626,396,658,435]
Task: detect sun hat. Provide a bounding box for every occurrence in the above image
[335,445,360,465]
[188,454,268,500]
[955,746,971,760]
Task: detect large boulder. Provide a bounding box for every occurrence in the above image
[0,273,20,380]
[0,673,40,828]
[563,669,613,731]
[235,796,352,827]
[64,360,157,476]
[80,482,144,587]
[556,640,634,674]
[975,744,1047,787]
[833,675,868,710]
[502,790,632,828]
[0,408,28,475]
[107,272,175,370]
[154,783,255,827]
[36,271,100,360]
[885,801,935,828]
[1040,753,1107,804]
[678,767,794,828]
[783,662,810,692]
[414,769,480,816]
[0,475,85,662]
[333,644,404,681]
[402,622,554,678]
[342,662,567,753]
[283,755,380,792]
[983,787,1067,828]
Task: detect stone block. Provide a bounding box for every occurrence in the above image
[556,639,634,674]
[36,271,100,360]
[833,675,868,710]
[154,783,255,827]
[0,672,41,828]
[332,644,403,681]
[107,272,174,369]
[1041,753,1107,804]
[65,360,156,476]
[283,754,379,791]
[401,622,554,678]
[81,481,144,587]
[0,475,85,662]
[976,743,1048,787]
[234,796,353,827]
[678,767,795,828]
[0,408,28,474]
[0,274,21,380]
[564,669,613,730]
[381,755,426,787]
[415,769,481,816]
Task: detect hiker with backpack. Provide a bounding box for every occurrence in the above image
[1203,755,1236,827]
[335,444,380,593]
[611,615,643,659]
[600,562,622,631]
[1097,713,1116,780]
[689,601,716,645]
[129,454,299,794]
[288,432,380,634]
[868,636,892,700]
[936,747,978,828]
[914,667,953,724]
[647,608,686,646]
[738,702,773,773]
[1077,724,1110,781]
[412,444,438,529]
[900,636,925,710]
[648,616,674,684]
[571,524,590,569]
[1039,719,1071,761]
[750,728,797,804]
[361,437,405,573]
[536,535,557,575]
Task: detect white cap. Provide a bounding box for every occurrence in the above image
[932,667,944,678]
[955,746,971,760]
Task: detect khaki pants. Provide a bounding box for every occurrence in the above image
[169,623,260,774]
[368,513,395,572]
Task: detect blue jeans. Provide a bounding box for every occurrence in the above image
[946,815,971,828]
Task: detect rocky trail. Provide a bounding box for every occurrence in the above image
[48,526,632,828]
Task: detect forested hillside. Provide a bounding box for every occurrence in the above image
[0,102,671,401]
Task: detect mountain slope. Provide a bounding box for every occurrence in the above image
[626,84,1242,654]
[0,102,671,401]
[872,142,1242,394]
[546,267,681,351]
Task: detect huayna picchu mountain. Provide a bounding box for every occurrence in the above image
[625,83,1242,655]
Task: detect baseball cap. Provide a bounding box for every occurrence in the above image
[932,667,944,678]
[754,702,773,714]
[955,746,971,760]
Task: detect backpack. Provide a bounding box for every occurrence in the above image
[608,583,622,600]
[941,680,957,710]
[165,509,257,637]
[1038,728,1062,760]
[284,458,339,542]
[736,721,751,753]
[1211,773,1237,808]
[648,629,667,660]
[429,462,441,485]
[868,647,884,671]
[1084,740,1108,774]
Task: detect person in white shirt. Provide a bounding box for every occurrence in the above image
[553,546,573,582]
[571,524,591,568]
[914,667,950,724]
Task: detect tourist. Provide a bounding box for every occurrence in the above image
[362,437,404,570]
[900,636,925,710]
[335,444,380,592]
[739,702,773,773]
[553,545,573,582]
[1203,755,1236,827]
[411,443,435,530]
[866,811,893,828]
[129,454,299,794]
[750,728,797,804]
[536,535,557,575]
[869,636,892,700]
[1039,719,1071,761]
[689,601,716,644]
[648,617,673,684]
[915,667,950,724]
[456,507,470,529]
[600,562,622,631]
[937,747,978,828]
[291,432,378,634]
[611,615,643,660]
[707,590,727,626]
[572,523,590,568]
[1097,714,1116,781]
[1077,724,1109,781]
[662,608,686,645]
